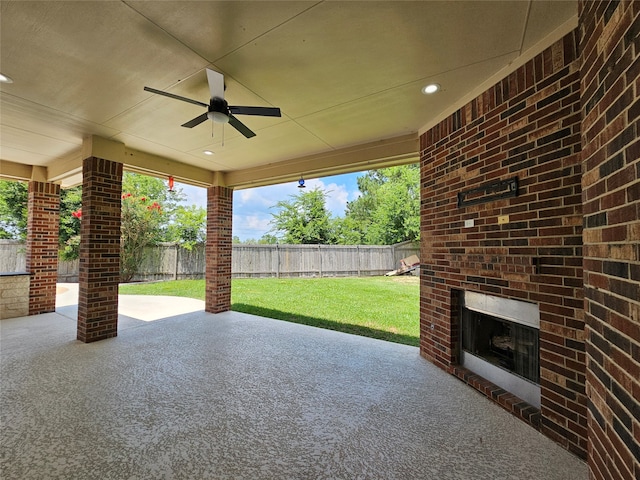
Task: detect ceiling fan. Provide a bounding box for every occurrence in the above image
[143,69,281,138]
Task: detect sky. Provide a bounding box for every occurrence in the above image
[178,171,364,241]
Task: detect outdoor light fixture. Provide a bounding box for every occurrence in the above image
[207,111,230,124]
[203,150,214,156]
[298,176,306,188]
[422,83,440,94]
[0,73,13,83]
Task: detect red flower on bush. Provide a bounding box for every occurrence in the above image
[147,201,161,212]
[72,209,82,219]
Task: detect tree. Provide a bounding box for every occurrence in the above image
[166,205,206,250]
[0,180,28,239]
[343,164,419,245]
[120,192,164,282]
[58,186,83,260]
[239,234,279,245]
[268,188,335,244]
[122,172,184,207]
[0,180,83,250]
[122,172,184,232]
[119,172,192,281]
[258,234,278,244]
[332,216,365,245]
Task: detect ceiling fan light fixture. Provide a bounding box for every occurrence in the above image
[0,73,14,83]
[208,111,229,124]
[422,83,440,94]
[144,69,280,138]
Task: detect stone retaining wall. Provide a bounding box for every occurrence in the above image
[0,273,30,320]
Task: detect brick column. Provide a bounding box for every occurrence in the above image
[26,181,60,315]
[205,185,233,313]
[77,157,122,343]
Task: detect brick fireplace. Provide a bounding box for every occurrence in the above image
[460,291,541,408]
[419,31,587,458]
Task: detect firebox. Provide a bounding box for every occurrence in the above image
[461,292,541,408]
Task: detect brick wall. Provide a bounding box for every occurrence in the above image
[26,181,60,315]
[420,32,587,457]
[205,185,233,313]
[580,1,640,479]
[77,157,122,343]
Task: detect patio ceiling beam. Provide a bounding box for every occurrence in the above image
[224,133,419,190]
[0,160,34,182]
[80,136,220,188]
[123,147,221,189]
[47,150,83,187]
[2,133,418,190]
[0,161,53,183]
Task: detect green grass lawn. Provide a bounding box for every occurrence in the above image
[119,276,420,346]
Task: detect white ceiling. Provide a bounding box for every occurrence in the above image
[0,1,577,188]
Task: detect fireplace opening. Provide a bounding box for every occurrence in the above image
[462,310,539,383]
[461,292,541,408]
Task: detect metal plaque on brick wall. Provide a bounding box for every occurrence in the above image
[457,177,518,207]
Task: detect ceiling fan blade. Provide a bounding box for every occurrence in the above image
[229,106,281,117]
[228,114,256,138]
[206,69,225,100]
[181,113,208,128]
[144,86,208,108]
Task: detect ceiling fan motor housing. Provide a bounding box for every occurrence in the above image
[144,69,279,137]
[208,97,230,123]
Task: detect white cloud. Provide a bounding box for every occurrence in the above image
[237,183,299,210]
[318,181,350,216]
[242,215,271,230]
[232,214,272,239]
[178,184,207,209]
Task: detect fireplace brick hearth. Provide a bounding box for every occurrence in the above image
[450,365,541,428]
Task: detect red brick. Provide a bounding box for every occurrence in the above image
[420,30,587,459]
[77,157,122,343]
[205,186,233,313]
[26,181,60,314]
[581,1,640,478]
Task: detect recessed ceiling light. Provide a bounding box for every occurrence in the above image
[422,83,440,94]
[203,150,214,156]
[0,73,14,84]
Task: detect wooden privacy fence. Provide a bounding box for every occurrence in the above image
[232,244,414,279]
[0,240,419,282]
[0,241,26,273]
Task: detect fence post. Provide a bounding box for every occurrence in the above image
[173,244,178,280]
[276,243,280,278]
[392,243,396,270]
[357,245,361,277]
[318,244,322,277]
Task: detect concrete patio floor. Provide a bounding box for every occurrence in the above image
[0,287,587,479]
